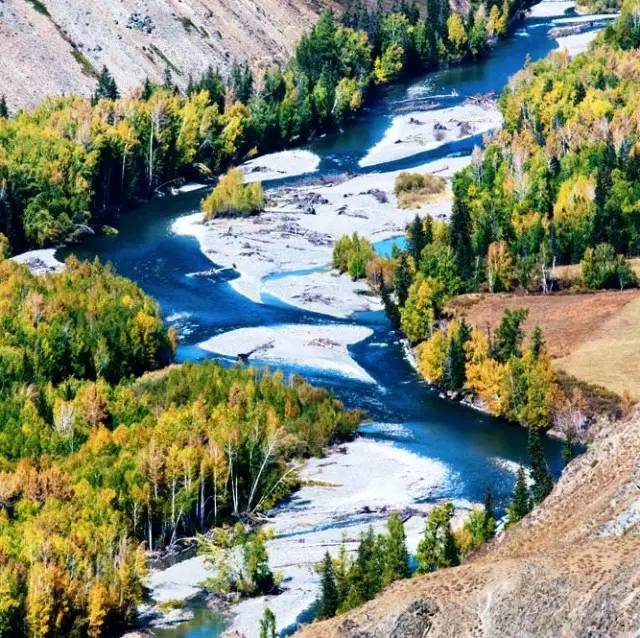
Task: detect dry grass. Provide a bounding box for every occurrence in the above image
[556,295,640,400]
[395,171,448,209]
[446,289,640,399]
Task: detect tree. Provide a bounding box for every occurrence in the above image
[530,326,544,359]
[528,427,553,505]
[259,608,277,638]
[317,552,339,619]
[0,95,8,118]
[408,214,428,263]
[506,466,531,527]
[394,253,413,307]
[493,308,529,363]
[449,191,473,280]
[381,513,410,586]
[416,502,459,573]
[93,66,119,102]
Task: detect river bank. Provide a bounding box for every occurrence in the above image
[143,433,477,638]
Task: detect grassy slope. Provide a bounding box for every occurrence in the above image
[446,289,640,399]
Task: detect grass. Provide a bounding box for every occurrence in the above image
[71,50,98,78]
[555,295,640,401]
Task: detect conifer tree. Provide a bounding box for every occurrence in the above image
[528,426,553,505]
[394,253,413,308]
[407,214,428,264]
[482,488,497,540]
[0,95,8,118]
[382,513,410,586]
[416,502,459,573]
[506,466,531,527]
[93,66,119,103]
[317,552,339,619]
[493,308,528,363]
[530,326,544,359]
[259,608,276,638]
[449,194,473,280]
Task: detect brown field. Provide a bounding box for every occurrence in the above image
[446,289,640,400]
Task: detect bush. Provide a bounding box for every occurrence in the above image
[581,243,637,290]
[202,169,265,219]
[333,233,375,280]
[394,172,446,209]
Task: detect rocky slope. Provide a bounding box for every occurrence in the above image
[295,413,640,637]
[0,0,343,109]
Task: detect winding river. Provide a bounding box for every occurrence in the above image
[64,5,609,637]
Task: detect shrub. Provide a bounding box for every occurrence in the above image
[581,243,637,290]
[202,169,265,219]
[394,172,446,209]
[333,233,375,280]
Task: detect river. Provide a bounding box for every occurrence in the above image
[63,4,609,637]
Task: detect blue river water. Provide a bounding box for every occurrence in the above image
[64,8,607,637]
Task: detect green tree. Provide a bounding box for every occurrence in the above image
[493,308,529,363]
[0,95,8,118]
[394,253,413,307]
[259,608,277,638]
[506,466,531,527]
[449,188,473,280]
[317,552,339,620]
[416,502,459,573]
[408,214,428,263]
[381,513,410,586]
[528,427,553,505]
[93,65,119,102]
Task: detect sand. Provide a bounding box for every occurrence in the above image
[241,150,321,183]
[10,248,65,275]
[359,103,502,168]
[198,324,375,384]
[173,156,471,318]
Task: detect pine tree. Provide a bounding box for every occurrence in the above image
[530,325,544,359]
[482,488,497,540]
[562,430,575,467]
[259,608,276,638]
[506,466,531,527]
[348,527,382,605]
[93,66,119,103]
[317,552,339,619]
[493,308,529,363]
[449,188,473,280]
[141,77,154,101]
[381,513,410,586]
[0,95,8,118]
[394,253,413,308]
[416,502,459,573]
[407,214,427,264]
[528,427,553,505]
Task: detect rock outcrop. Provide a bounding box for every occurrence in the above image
[0,0,343,109]
[296,412,640,637]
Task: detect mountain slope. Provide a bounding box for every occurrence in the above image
[0,0,341,109]
[295,413,640,637]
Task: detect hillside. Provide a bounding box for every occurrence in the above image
[447,290,640,401]
[296,410,640,637]
[0,0,341,109]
